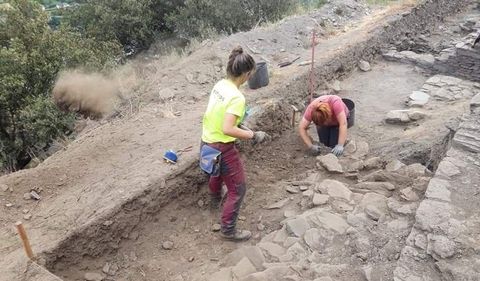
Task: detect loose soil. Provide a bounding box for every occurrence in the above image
[54,59,471,280]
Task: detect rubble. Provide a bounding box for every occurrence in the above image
[162,241,174,250]
[385,109,426,124]
[317,154,343,173]
[358,60,371,71]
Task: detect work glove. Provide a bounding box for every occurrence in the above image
[252,131,270,144]
[309,145,321,156]
[331,144,344,157]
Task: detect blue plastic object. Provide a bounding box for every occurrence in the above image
[200,145,222,175]
[163,150,178,163]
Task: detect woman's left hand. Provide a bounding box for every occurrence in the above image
[332,144,344,156]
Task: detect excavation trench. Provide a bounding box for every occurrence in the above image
[33,1,475,280]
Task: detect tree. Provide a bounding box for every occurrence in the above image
[65,0,157,50]
[0,0,120,171]
[166,0,297,39]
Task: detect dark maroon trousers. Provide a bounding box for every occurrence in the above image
[206,142,246,235]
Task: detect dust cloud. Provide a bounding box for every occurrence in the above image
[52,71,121,118]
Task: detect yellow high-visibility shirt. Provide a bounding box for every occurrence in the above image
[202,79,245,143]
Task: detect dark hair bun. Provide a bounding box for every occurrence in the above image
[231,46,243,57]
[227,46,255,78]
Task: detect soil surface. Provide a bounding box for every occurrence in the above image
[55,59,475,280]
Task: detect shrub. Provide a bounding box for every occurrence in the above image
[0,0,119,171]
[166,0,297,39]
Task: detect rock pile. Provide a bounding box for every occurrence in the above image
[394,94,480,281]
[206,143,434,281]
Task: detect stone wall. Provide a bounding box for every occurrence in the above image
[383,26,480,83]
[435,31,480,82]
[393,94,480,281]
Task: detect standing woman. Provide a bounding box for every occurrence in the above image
[201,47,268,241]
[299,94,351,156]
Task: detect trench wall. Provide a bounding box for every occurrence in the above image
[435,34,480,82]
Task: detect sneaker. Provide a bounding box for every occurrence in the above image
[209,196,221,210]
[220,230,252,241]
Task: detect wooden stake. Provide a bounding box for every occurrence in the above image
[15,221,35,260]
[291,105,299,128]
[309,31,316,103]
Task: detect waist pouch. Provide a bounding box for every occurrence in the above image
[200,145,222,176]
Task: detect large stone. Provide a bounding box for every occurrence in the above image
[0,184,9,192]
[425,178,451,202]
[347,213,369,227]
[387,198,418,215]
[387,218,411,233]
[404,163,427,177]
[432,88,455,101]
[407,111,427,121]
[319,179,351,201]
[428,235,456,259]
[408,91,430,106]
[331,200,354,212]
[308,211,349,234]
[287,242,307,258]
[364,157,383,170]
[361,170,412,185]
[258,242,286,259]
[285,216,311,237]
[360,193,388,213]
[400,187,419,202]
[346,160,365,172]
[317,154,343,173]
[412,176,432,192]
[303,189,314,198]
[365,205,383,221]
[435,260,480,281]
[386,110,410,124]
[232,257,257,279]
[436,159,461,178]
[359,60,371,72]
[415,200,452,232]
[273,226,289,244]
[354,182,395,197]
[344,139,357,156]
[286,186,300,194]
[470,93,480,113]
[453,121,480,153]
[353,141,370,159]
[222,246,266,271]
[303,228,334,251]
[312,193,329,206]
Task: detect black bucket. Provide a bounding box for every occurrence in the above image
[342,98,355,128]
[248,62,269,89]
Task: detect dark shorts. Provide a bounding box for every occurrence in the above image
[316,114,353,148]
